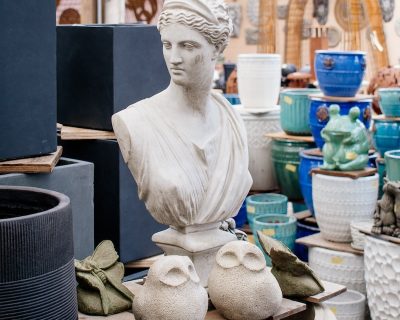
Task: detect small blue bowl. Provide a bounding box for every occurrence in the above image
[315,50,366,97]
[378,88,400,117]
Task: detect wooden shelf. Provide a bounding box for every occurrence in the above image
[304,280,346,303]
[58,124,116,140]
[296,232,363,255]
[356,222,400,245]
[293,210,312,220]
[124,254,164,269]
[265,131,315,143]
[311,167,377,179]
[0,146,63,174]
[372,114,400,121]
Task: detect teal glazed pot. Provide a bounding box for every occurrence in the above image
[376,158,386,199]
[384,150,400,181]
[271,139,316,200]
[315,50,366,97]
[378,88,400,117]
[373,118,400,155]
[280,89,321,136]
[246,193,288,230]
[253,214,297,266]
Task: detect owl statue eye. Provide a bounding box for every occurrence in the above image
[217,251,240,269]
[160,267,189,287]
[243,251,266,271]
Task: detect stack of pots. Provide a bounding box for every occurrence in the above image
[236,54,283,193]
[309,50,379,317]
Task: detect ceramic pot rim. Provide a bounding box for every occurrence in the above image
[253,214,295,226]
[309,96,372,103]
[300,150,323,161]
[247,193,288,205]
[315,50,366,56]
[0,185,70,222]
[325,290,366,305]
[310,246,361,258]
[280,88,321,96]
[384,150,400,159]
[238,53,281,59]
[297,221,320,232]
[378,88,400,93]
[374,118,400,123]
[313,173,379,182]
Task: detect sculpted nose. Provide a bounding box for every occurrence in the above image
[170,48,183,65]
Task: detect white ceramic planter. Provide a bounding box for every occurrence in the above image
[237,54,281,109]
[350,219,373,251]
[308,247,366,294]
[239,109,281,191]
[312,174,379,242]
[323,290,366,320]
[364,236,400,320]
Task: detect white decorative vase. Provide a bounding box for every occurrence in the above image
[364,236,400,320]
[237,54,281,109]
[308,247,366,295]
[323,290,366,320]
[312,174,379,242]
[239,109,281,191]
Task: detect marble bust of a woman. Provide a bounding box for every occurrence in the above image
[112,0,252,284]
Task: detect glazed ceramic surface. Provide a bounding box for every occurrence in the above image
[239,109,281,191]
[237,54,281,108]
[323,290,366,320]
[384,150,400,181]
[279,89,320,135]
[309,247,366,294]
[294,221,319,262]
[378,88,400,117]
[315,50,366,97]
[309,96,372,149]
[376,157,386,199]
[313,174,379,242]
[253,214,297,265]
[246,193,288,229]
[373,118,400,155]
[364,236,400,320]
[350,219,373,251]
[272,139,316,200]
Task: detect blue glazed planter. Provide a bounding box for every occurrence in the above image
[299,149,378,215]
[315,50,366,97]
[224,93,241,105]
[246,193,288,230]
[279,89,321,136]
[384,150,400,181]
[373,118,400,156]
[378,88,400,117]
[294,221,319,262]
[309,96,372,149]
[253,214,297,266]
[233,200,247,228]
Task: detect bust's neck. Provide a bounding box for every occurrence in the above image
[167,81,212,117]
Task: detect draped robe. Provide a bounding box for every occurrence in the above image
[112,91,252,227]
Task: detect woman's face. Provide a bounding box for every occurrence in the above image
[160,23,218,88]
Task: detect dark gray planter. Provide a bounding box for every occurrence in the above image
[0,1,57,161]
[0,186,77,320]
[60,139,164,263]
[0,157,94,259]
[57,24,170,131]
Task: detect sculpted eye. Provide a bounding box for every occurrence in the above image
[162,41,171,49]
[182,42,198,50]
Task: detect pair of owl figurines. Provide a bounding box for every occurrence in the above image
[132,241,282,320]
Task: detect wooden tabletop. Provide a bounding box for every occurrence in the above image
[311,167,377,179]
[265,131,315,143]
[58,124,116,140]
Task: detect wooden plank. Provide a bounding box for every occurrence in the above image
[79,312,134,320]
[304,280,347,303]
[304,217,317,225]
[295,232,364,255]
[59,125,116,140]
[0,146,63,174]
[373,114,400,121]
[311,167,377,179]
[302,148,376,158]
[293,210,312,220]
[206,298,306,320]
[357,223,400,245]
[124,254,164,269]
[308,93,373,102]
[265,132,315,143]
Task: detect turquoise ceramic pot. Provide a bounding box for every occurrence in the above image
[373,118,400,155]
[384,150,400,181]
[253,214,297,266]
[376,158,386,199]
[378,88,400,117]
[280,89,321,136]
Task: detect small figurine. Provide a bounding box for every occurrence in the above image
[208,241,282,320]
[372,179,400,237]
[75,240,134,316]
[131,255,208,320]
[321,105,370,171]
[257,232,325,298]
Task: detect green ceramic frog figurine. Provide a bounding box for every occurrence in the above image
[321,105,370,171]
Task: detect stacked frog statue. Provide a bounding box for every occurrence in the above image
[320,104,370,171]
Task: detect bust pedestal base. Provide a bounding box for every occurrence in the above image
[152,222,237,287]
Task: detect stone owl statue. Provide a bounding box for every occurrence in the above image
[131,255,208,320]
[208,241,282,320]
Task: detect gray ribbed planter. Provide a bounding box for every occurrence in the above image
[0,157,94,259]
[0,186,77,320]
